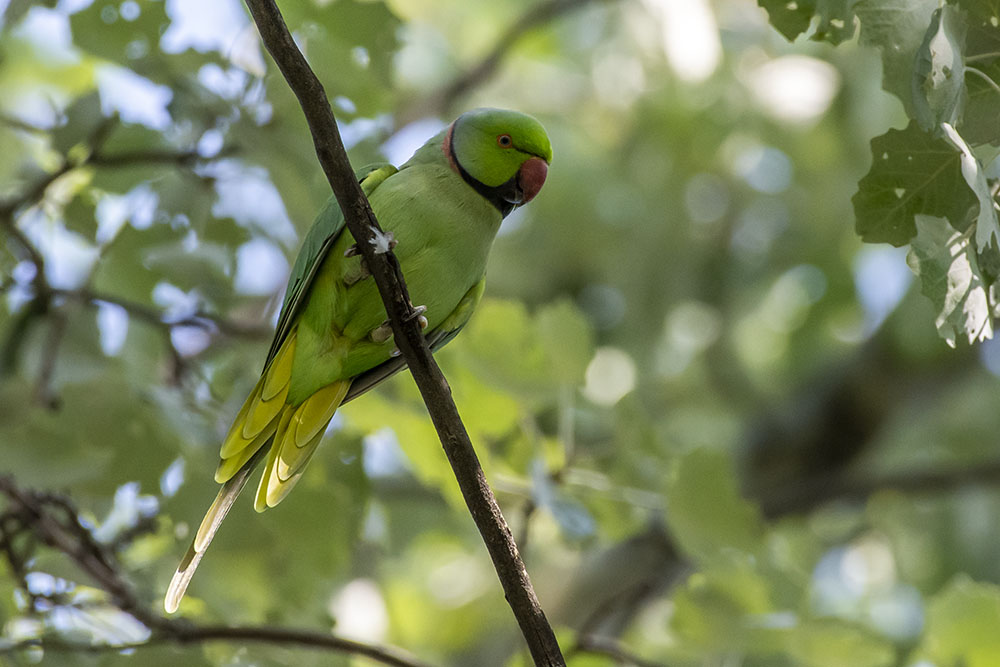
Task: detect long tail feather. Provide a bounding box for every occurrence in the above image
[166,330,351,612]
[164,446,267,613]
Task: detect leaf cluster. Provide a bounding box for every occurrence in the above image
[764,0,1000,345]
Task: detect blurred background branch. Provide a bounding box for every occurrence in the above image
[0,116,263,407]
[0,475,435,667]
[397,0,613,127]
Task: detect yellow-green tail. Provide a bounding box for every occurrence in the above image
[165,330,349,613]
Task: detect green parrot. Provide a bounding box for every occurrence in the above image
[165,108,552,613]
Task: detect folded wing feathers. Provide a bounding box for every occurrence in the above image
[219,333,296,463]
[241,336,297,440]
[294,382,347,447]
[262,334,295,400]
[264,381,349,502]
[214,419,278,483]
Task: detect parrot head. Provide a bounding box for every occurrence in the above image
[444,108,552,216]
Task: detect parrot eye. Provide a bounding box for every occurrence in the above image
[497,134,513,148]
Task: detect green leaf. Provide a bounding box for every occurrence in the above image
[51,91,103,155]
[856,0,938,114]
[674,566,895,665]
[906,214,995,345]
[784,620,895,667]
[920,575,1000,667]
[69,0,170,73]
[813,0,860,44]
[63,190,99,242]
[534,299,595,387]
[664,448,765,562]
[457,298,595,404]
[280,0,401,119]
[671,559,773,650]
[939,122,1000,250]
[89,123,183,193]
[460,299,549,396]
[957,0,1000,145]
[912,6,966,132]
[757,0,858,45]
[853,122,978,246]
[758,0,815,41]
[340,388,468,509]
[91,220,189,302]
[443,360,522,442]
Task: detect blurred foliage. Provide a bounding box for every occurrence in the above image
[0,0,999,666]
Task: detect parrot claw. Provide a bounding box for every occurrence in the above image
[404,304,428,329]
[390,347,401,357]
[369,303,426,343]
[344,244,360,258]
[369,321,393,344]
[368,227,397,254]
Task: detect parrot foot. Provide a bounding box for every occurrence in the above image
[369,305,426,344]
[369,321,393,344]
[343,258,371,286]
[405,304,428,329]
[344,244,360,258]
[390,347,401,357]
[368,227,397,254]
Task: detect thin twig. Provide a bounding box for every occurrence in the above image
[4,628,434,667]
[966,66,1000,96]
[32,306,69,409]
[242,1,565,664]
[0,476,164,630]
[516,499,537,552]
[89,144,239,168]
[396,0,607,127]
[5,631,433,667]
[443,0,599,107]
[759,458,1000,518]
[0,115,117,298]
[0,209,50,295]
[966,51,1000,64]
[57,287,272,339]
[0,295,48,376]
[0,162,74,220]
[0,477,434,667]
[572,635,669,667]
[0,112,52,134]
[171,625,434,666]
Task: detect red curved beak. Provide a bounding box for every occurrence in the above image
[518,157,548,203]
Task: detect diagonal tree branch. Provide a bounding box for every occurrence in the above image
[242,1,565,664]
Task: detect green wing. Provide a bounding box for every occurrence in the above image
[343,276,486,403]
[264,163,397,364]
